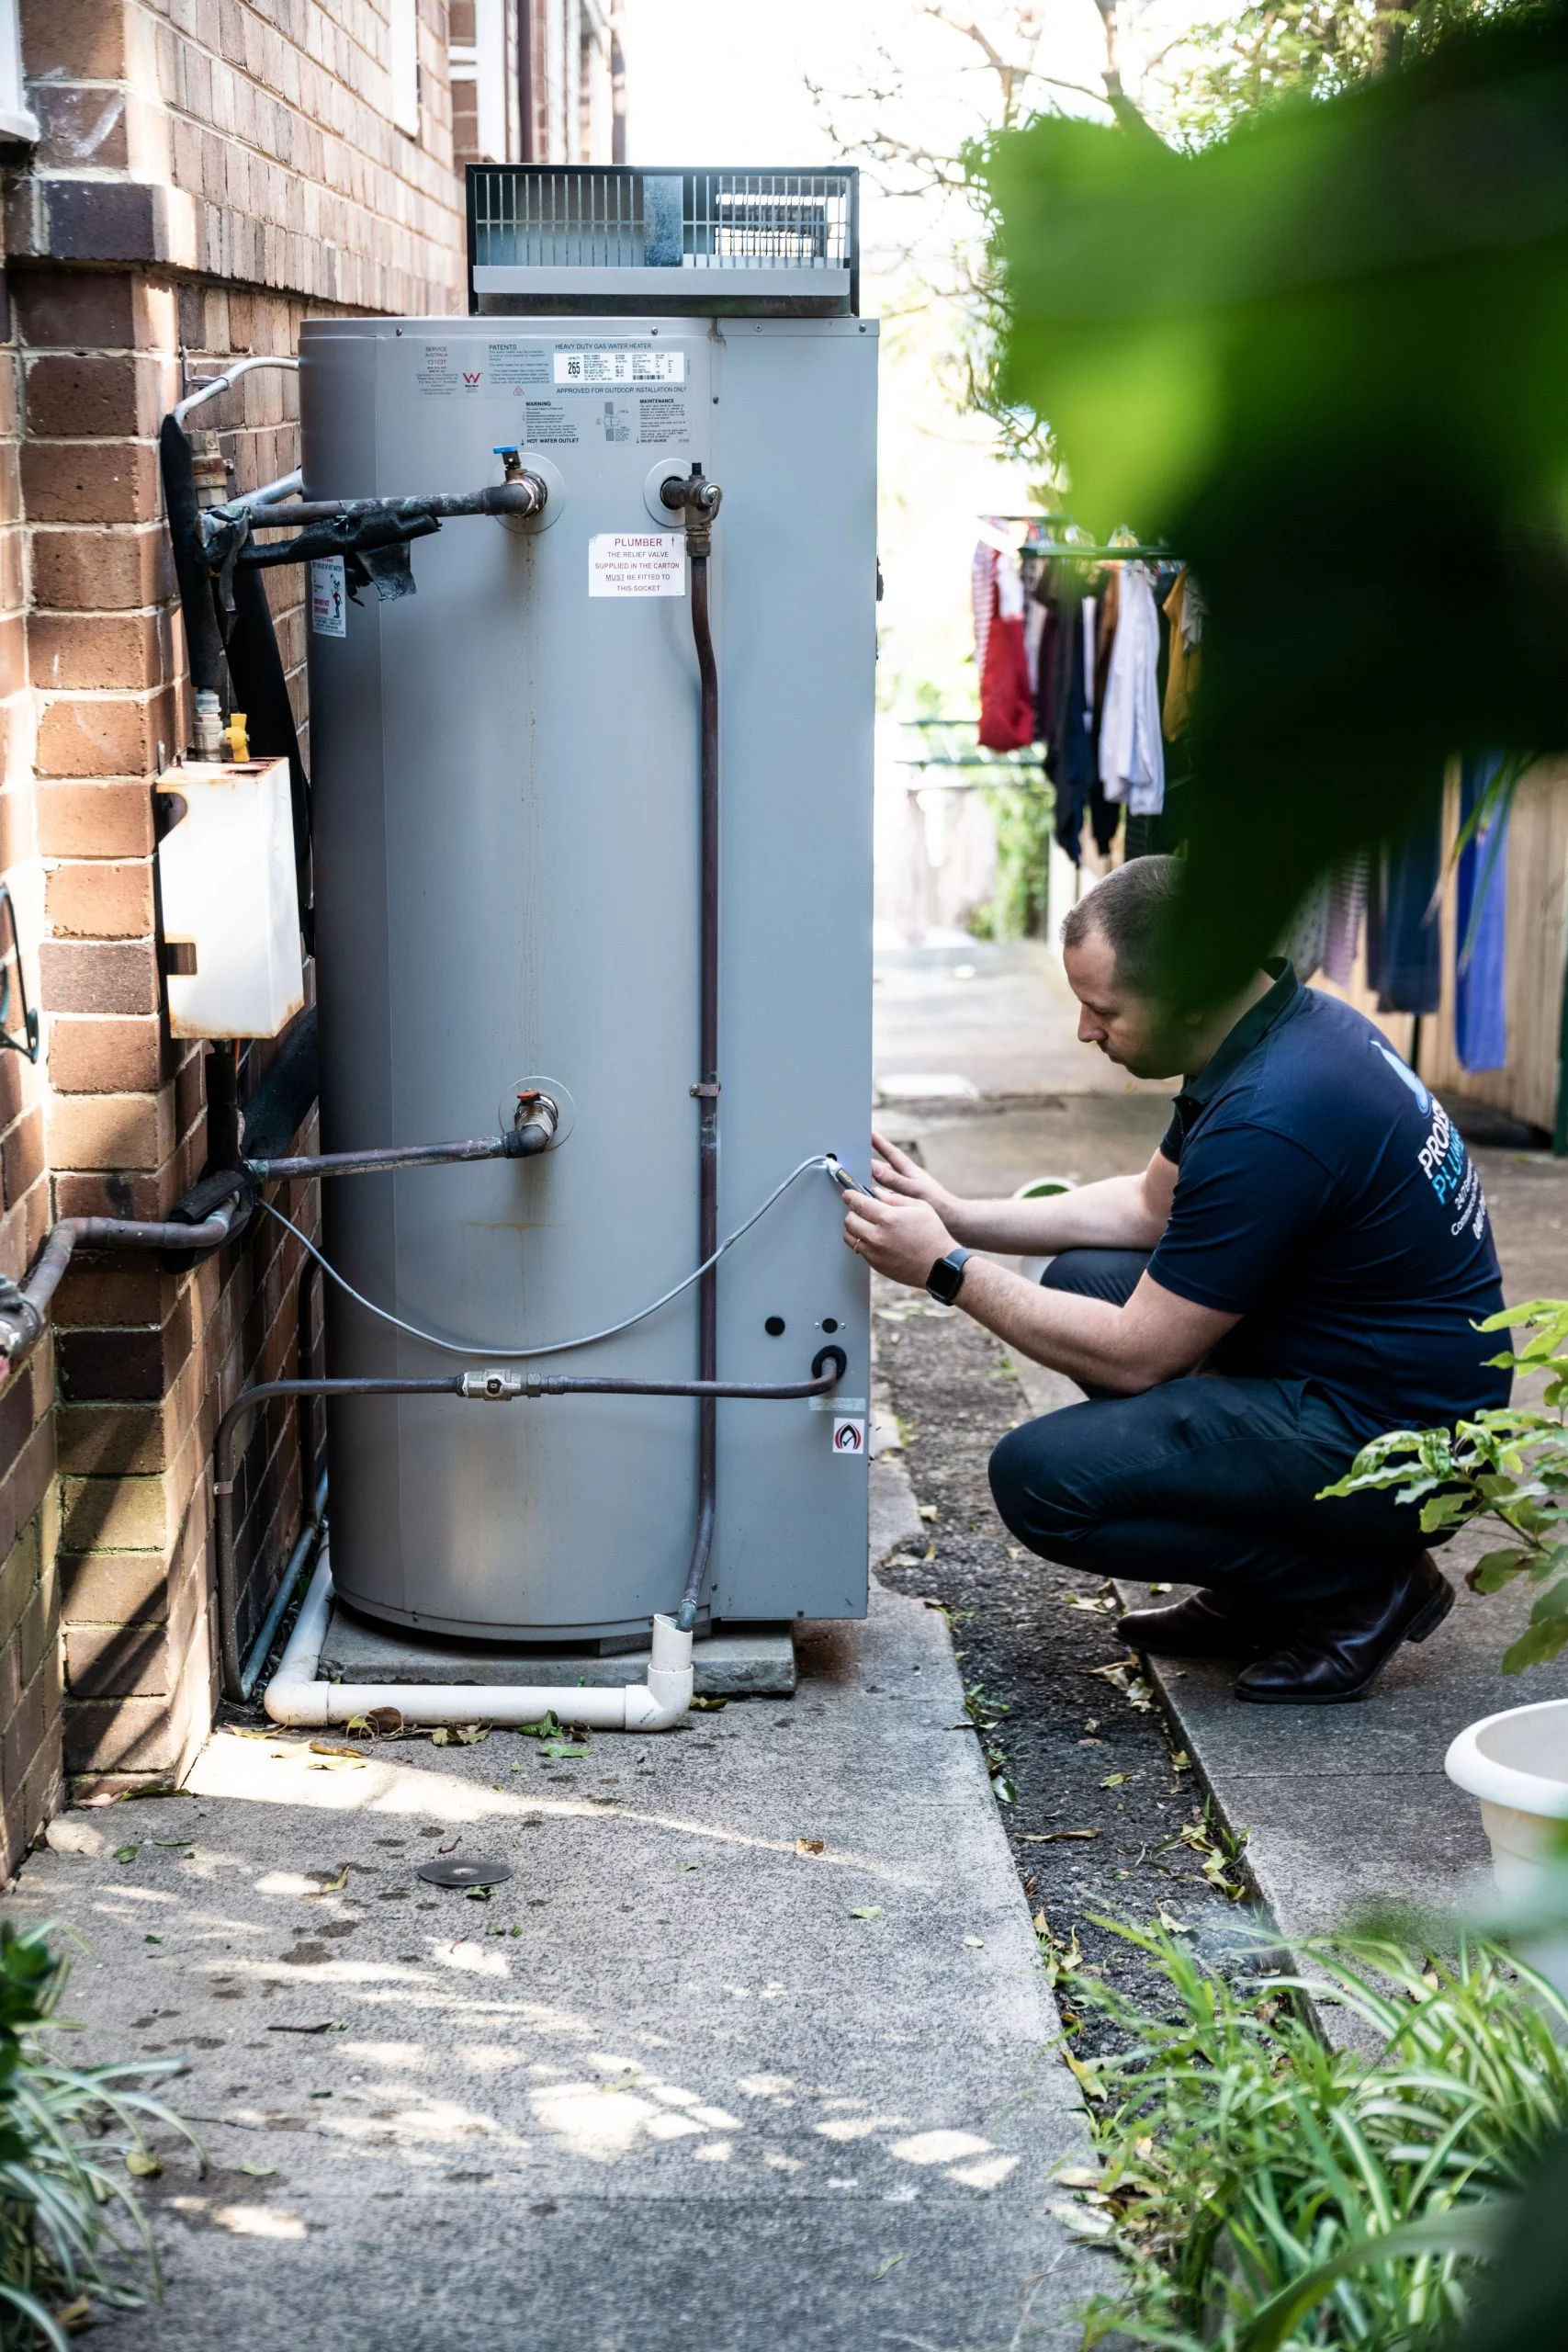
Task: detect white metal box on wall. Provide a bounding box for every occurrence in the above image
[300,169,874,1642]
[155,757,305,1040]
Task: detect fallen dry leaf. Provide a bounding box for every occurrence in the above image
[240,2161,277,2177]
[310,1867,349,1894]
[849,1905,884,1920]
[795,1838,826,1857]
[53,2296,92,2332]
[688,1696,728,1713]
[917,1504,938,1521]
[124,2149,161,2179]
[1100,1773,1129,1789]
[1157,1905,1195,1936]
[1054,2163,1101,2188]
[962,1935,984,1949]
[1019,1829,1100,1844]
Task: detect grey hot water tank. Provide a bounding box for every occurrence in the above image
[299,306,877,1639]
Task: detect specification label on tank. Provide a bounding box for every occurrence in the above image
[310,557,346,637]
[588,533,686,597]
[555,347,685,387]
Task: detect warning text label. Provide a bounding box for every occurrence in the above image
[588,533,686,598]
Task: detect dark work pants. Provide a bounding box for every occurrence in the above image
[987,1249,1437,1611]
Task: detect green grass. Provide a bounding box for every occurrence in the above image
[0,1919,199,2347]
[1059,1919,1568,2351]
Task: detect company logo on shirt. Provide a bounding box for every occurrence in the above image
[1417,1090,1488,1240]
[1376,1044,1431,1114]
[1374,1045,1487,1239]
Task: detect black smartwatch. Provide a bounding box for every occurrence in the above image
[924,1247,971,1305]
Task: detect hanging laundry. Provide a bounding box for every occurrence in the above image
[1042,573,1112,861]
[977,548,1036,752]
[1368,805,1443,1015]
[1322,852,1368,987]
[1099,561,1165,815]
[1032,583,1059,747]
[971,541,996,679]
[1455,752,1509,1072]
[1161,569,1204,741]
[1280,874,1330,983]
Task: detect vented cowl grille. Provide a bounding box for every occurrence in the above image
[467,167,859,315]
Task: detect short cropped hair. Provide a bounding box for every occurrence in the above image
[1060,854,1183,998]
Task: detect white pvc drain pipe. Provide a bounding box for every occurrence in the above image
[264,1551,695,1732]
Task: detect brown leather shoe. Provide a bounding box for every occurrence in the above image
[1234,1553,1454,1704]
[1117,1589,1294,1659]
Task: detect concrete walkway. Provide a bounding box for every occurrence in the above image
[12,1566,1100,2351]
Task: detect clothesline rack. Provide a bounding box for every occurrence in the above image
[891,716,1048,790]
[983,515,1178,563]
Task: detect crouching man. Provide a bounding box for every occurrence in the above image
[846,855,1509,1703]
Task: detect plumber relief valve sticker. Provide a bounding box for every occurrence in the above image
[555,347,685,387]
[589,533,685,598]
[832,1418,866,1457]
[310,558,346,638]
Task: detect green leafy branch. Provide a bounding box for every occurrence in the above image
[1319,1301,1568,1675]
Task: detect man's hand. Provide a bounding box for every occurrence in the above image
[869,1131,964,1227]
[842,1183,955,1289]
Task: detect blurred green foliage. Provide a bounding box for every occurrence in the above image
[1159,0,1518,144]
[982,3,1568,998]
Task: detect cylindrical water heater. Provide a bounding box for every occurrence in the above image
[299,169,875,1643]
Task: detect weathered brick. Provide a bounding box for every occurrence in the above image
[0,616,25,705]
[0,1108,43,1212]
[0,1419,57,1587]
[37,782,155,858]
[46,859,155,939]
[31,614,165,695]
[12,272,153,356]
[47,1088,175,1172]
[0,1513,39,1645]
[53,1167,181,1221]
[39,939,159,1014]
[25,354,164,441]
[61,1472,171,1555]
[36,690,171,781]
[56,1396,179,1479]
[31,526,170,613]
[64,1619,175,1700]
[49,1014,166,1096]
[20,0,129,81]
[60,1545,173,1625]
[20,440,161,527]
[31,88,131,178]
[4,1670,46,1807]
[62,1694,184,1775]
[57,1288,193,1404]
[0,785,33,870]
[0,1362,36,1492]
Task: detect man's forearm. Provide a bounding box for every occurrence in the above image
[949,1256,1159,1392]
[946,1170,1167,1256]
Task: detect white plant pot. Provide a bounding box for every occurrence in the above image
[1445,1700,1568,1990]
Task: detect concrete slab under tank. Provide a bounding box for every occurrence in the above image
[319,1601,797,1696]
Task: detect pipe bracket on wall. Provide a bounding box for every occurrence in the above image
[0,884,39,1064]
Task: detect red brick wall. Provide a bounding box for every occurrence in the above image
[0,0,617,1867]
[0,0,475,1858]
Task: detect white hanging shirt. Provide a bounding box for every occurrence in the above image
[1099,561,1166,815]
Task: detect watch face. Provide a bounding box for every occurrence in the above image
[926,1252,964,1304]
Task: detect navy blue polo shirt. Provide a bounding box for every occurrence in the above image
[1149,961,1510,1436]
